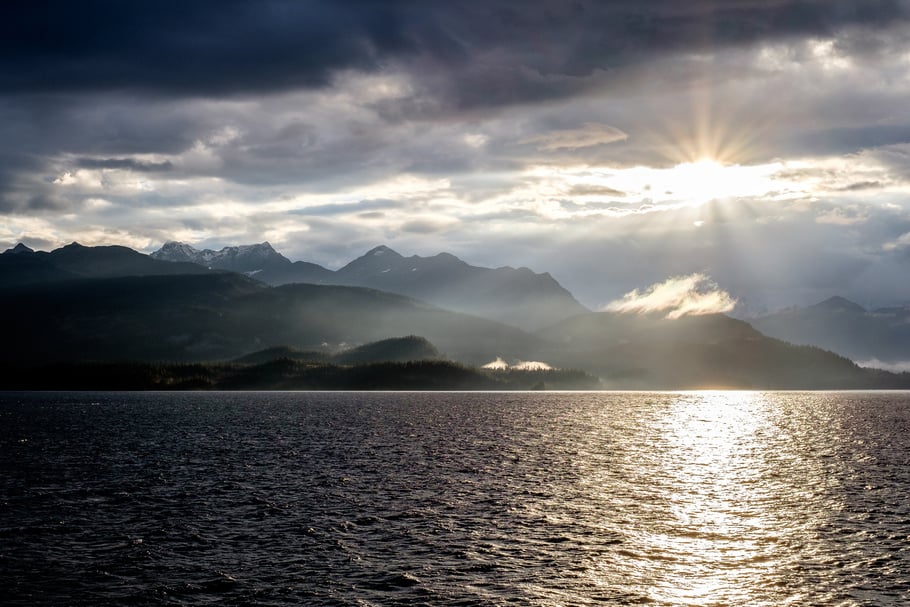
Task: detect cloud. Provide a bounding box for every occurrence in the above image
[521,123,628,151]
[836,181,882,192]
[400,217,459,234]
[75,157,173,172]
[481,357,553,371]
[815,205,870,225]
[883,232,910,251]
[3,1,908,105]
[568,184,627,197]
[511,360,553,371]
[604,273,737,319]
[290,198,403,217]
[857,358,910,373]
[2,1,910,318]
[481,357,509,370]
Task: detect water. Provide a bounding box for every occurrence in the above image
[1,391,909,606]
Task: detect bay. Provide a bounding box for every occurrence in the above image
[2,391,909,606]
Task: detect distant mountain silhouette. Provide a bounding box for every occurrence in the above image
[750,296,910,363]
[232,345,327,365]
[233,336,440,366]
[151,241,588,330]
[1,246,78,286]
[5,243,33,254]
[810,295,868,314]
[0,241,208,287]
[535,311,893,389]
[334,335,440,365]
[0,273,541,365]
[6,241,909,388]
[331,245,588,329]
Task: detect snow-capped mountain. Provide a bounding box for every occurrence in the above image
[150,241,588,329]
[152,241,287,273]
[151,241,335,284]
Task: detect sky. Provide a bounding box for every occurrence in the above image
[3,0,910,312]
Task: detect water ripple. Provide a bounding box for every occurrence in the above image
[1,391,909,605]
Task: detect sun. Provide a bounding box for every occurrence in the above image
[669,158,729,202]
[665,157,755,203]
[586,157,785,208]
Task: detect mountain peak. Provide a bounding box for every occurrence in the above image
[236,242,279,256]
[365,245,402,258]
[3,243,34,255]
[153,241,200,261]
[151,240,290,272]
[812,296,866,314]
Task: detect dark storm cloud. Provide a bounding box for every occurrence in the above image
[3,1,908,103]
[0,1,415,95]
[0,94,205,158]
[24,193,70,212]
[75,158,174,172]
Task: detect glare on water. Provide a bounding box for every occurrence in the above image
[2,391,909,606]
[579,391,907,606]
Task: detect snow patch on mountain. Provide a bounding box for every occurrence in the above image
[152,241,287,272]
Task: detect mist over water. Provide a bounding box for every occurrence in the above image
[2,391,909,606]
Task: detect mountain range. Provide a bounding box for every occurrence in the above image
[1,241,209,287]
[150,241,588,330]
[751,296,910,366]
[3,240,908,388]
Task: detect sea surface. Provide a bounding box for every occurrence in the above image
[1,391,909,606]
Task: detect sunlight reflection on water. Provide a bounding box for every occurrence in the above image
[2,391,909,606]
[582,391,904,606]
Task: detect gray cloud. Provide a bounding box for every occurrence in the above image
[290,198,403,217]
[400,218,458,234]
[4,1,910,314]
[3,1,909,102]
[520,123,628,151]
[836,181,883,192]
[785,124,910,156]
[25,194,70,212]
[75,158,174,172]
[568,185,628,198]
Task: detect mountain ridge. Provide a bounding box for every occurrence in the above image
[0,241,211,287]
[6,239,910,386]
[751,295,910,364]
[1,262,906,387]
[535,310,890,389]
[151,241,589,330]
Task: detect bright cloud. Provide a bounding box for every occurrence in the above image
[481,358,554,371]
[4,2,910,312]
[604,273,737,319]
[883,232,910,251]
[481,357,510,370]
[511,360,553,371]
[857,359,910,373]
